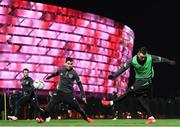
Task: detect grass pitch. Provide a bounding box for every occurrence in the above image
[0,119,180,126]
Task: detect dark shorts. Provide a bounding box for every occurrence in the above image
[130,78,152,95]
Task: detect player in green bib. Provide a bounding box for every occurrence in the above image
[101,47,176,124]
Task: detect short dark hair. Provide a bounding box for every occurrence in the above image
[138,46,148,54]
[23,68,29,72]
[66,57,73,62]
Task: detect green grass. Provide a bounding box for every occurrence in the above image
[0,119,180,126]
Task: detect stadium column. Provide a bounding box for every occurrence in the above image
[4,92,7,120]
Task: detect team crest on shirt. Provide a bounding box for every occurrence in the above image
[68,74,73,78]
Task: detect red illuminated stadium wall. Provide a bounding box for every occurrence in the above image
[0,0,134,94]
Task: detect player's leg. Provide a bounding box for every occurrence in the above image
[137,95,152,116]
[44,93,61,122]
[30,92,45,123]
[137,94,155,124]
[112,104,118,120]
[101,87,132,106]
[134,79,155,124]
[62,93,93,123]
[65,104,72,118]
[8,94,30,120]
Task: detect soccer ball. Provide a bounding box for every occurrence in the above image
[33,80,45,89]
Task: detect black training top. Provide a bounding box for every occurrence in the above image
[47,67,85,97]
[20,76,34,92]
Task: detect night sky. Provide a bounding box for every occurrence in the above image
[31,0,180,97]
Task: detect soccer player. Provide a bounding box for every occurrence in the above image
[101,46,176,124]
[44,57,93,123]
[9,90,21,116]
[8,68,45,123]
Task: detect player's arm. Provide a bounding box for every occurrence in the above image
[74,72,86,103]
[29,77,34,88]
[29,77,34,85]
[152,55,176,65]
[75,76,86,98]
[108,60,132,79]
[46,70,60,80]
